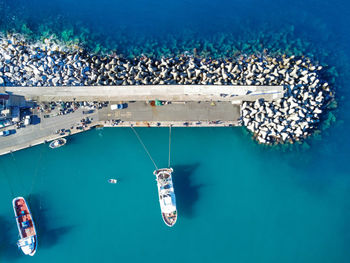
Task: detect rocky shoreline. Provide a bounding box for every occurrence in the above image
[0,34,336,145]
[240,56,334,144]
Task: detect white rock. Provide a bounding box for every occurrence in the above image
[241,101,248,110]
[313,108,322,114]
[226,63,233,72]
[290,67,299,78]
[195,69,201,78]
[288,108,295,115]
[243,117,250,126]
[259,130,267,139]
[272,68,279,77]
[246,79,253,85]
[242,109,250,116]
[298,111,305,118]
[232,64,239,73]
[310,79,319,89]
[301,70,308,76]
[24,66,33,72]
[4,53,11,60]
[290,100,299,109]
[315,96,323,103]
[246,71,254,79]
[289,113,300,121]
[247,124,255,131]
[279,68,287,75]
[281,132,289,141]
[295,127,303,136]
[257,136,266,144]
[300,75,308,84]
[276,125,285,132]
[266,107,273,117]
[254,101,260,109]
[309,75,316,84]
[263,68,270,74]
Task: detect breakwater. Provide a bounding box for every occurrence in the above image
[0,34,336,145]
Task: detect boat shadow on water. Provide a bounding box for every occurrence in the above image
[27,194,74,249]
[172,163,204,218]
[0,216,21,261]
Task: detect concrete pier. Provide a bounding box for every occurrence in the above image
[5,85,284,102]
[0,85,283,156]
[0,101,239,155]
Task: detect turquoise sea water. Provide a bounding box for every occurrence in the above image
[1,0,350,262]
[1,127,350,263]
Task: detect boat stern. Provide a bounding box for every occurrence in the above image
[18,236,37,256]
[162,211,177,227]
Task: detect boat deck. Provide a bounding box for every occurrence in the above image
[15,199,35,238]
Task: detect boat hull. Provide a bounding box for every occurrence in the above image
[108,179,117,184]
[12,197,37,256]
[154,168,177,227]
[49,138,67,149]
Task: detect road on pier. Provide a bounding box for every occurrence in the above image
[5,85,284,102]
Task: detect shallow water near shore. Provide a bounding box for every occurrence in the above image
[1,0,350,262]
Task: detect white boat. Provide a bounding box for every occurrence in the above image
[108,179,117,184]
[154,168,177,227]
[12,197,37,256]
[49,138,67,149]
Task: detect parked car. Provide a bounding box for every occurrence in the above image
[110,103,128,110]
[0,120,12,128]
[120,103,128,109]
[16,122,25,129]
[83,110,94,114]
[0,130,9,136]
[24,116,31,125]
[0,129,15,136]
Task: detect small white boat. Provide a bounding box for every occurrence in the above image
[49,138,67,149]
[108,179,117,184]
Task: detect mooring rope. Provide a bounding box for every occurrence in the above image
[28,143,46,196]
[10,151,25,194]
[0,158,15,197]
[168,126,172,168]
[131,127,158,170]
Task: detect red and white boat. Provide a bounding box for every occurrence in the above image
[12,197,37,256]
[154,168,177,227]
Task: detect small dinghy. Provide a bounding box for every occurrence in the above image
[108,179,117,184]
[49,138,67,149]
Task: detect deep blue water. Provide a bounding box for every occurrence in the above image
[1,0,350,262]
